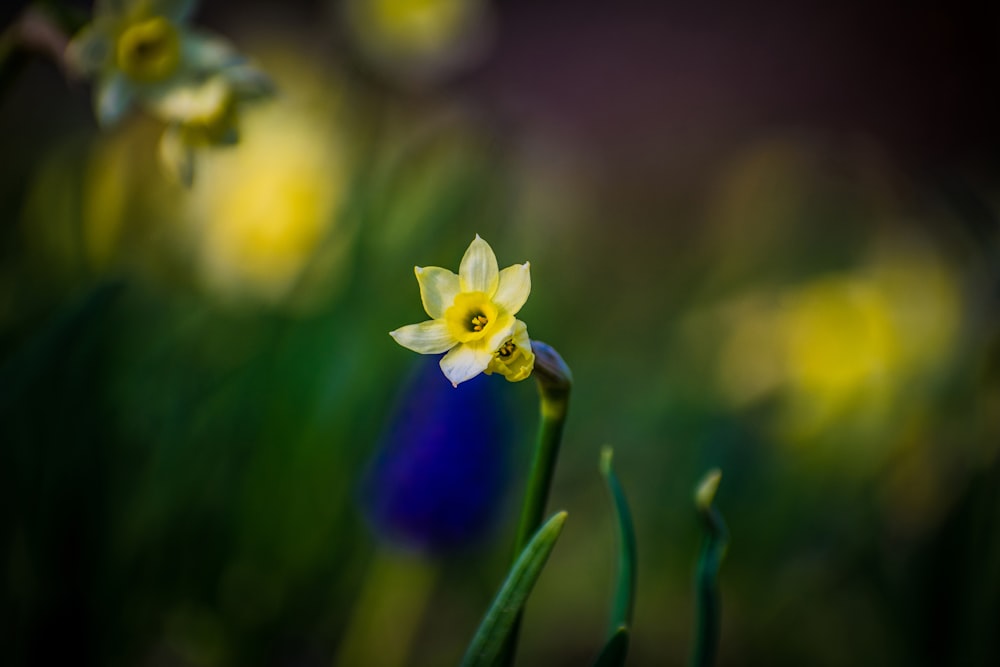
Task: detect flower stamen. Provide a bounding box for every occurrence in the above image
[497,340,516,359]
[471,314,489,332]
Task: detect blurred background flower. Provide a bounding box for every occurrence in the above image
[182,45,353,308]
[708,237,962,465]
[65,0,274,183]
[339,0,494,86]
[362,356,514,555]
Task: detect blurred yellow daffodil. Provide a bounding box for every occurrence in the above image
[65,0,272,185]
[391,235,533,386]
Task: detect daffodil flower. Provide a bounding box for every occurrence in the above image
[485,319,535,382]
[65,0,272,184]
[390,235,533,387]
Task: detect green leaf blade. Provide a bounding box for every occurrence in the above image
[593,625,630,667]
[691,469,730,667]
[461,511,568,667]
[600,446,637,633]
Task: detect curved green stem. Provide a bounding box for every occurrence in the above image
[499,341,571,667]
[691,470,729,667]
[600,447,636,634]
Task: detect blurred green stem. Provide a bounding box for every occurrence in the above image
[500,341,572,666]
[333,552,437,667]
[691,470,729,667]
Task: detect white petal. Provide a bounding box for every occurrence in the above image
[493,262,531,315]
[390,320,455,354]
[179,31,244,72]
[222,64,275,101]
[147,75,229,124]
[94,72,134,127]
[459,234,499,295]
[510,319,531,349]
[440,343,492,386]
[483,312,516,352]
[415,266,460,319]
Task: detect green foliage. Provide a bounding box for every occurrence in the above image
[594,447,637,667]
[461,511,568,667]
[691,469,729,667]
[593,626,629,667]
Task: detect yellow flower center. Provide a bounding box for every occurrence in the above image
[445,291,499,343]
[117,17,181,84]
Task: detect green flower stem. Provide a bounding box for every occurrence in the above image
[600,447,636,634]
[500,341,572,666]
[691,470,729,667]
[513,398,568,553]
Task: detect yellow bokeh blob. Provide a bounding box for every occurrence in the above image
[343,0,492,83]
[714,240,962,459]
[782,277,896,397]
[185,53,351,307]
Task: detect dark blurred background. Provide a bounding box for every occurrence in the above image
[3,0,1000,665]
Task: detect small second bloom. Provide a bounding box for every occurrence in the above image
[390,235,533,386]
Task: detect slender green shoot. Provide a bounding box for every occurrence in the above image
[461,511,568,667]
[690,469,729,667]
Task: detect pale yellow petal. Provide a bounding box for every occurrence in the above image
[509,319,531,349]
[389,320,455,354]
[439,342,493,386]
[459,234,499,295]
[415,266,460,319]
[493,262,531,315]
[483,311,516,351]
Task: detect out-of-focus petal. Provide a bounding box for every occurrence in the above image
[94,71,134,127]
[180,30,244,72]
[147,74,229,123]
[158,124,195,186]
[65,24,112,76]
[221,64,275,100]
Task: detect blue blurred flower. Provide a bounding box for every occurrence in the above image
[362,357,513,555]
